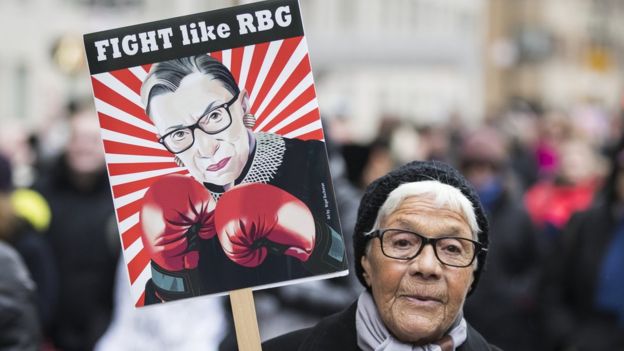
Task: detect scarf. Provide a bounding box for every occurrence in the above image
[356,291,467,351]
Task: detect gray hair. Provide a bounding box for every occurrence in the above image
[372,180,480,239]
[140,55,239,118]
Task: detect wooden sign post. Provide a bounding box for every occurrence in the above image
[230,289,262,351]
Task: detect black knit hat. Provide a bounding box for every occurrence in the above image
[353,160,489,295]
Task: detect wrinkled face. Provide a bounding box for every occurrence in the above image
[361,195,475,344]
[150,73,250,186]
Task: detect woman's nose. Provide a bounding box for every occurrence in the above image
[407,244,443,279]
[194,130,220,157]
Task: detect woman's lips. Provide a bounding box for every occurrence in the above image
[401,293,444,307]
[206,157,231,172]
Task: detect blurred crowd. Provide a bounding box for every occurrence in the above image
[1,93,624,350]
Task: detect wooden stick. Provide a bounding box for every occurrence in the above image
[229,288,262,351]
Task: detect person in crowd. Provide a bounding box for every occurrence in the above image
[540,136,624,350]
[94,257,228,351]
[263,160,500,350]
[0,119,39,187]
[35,102,119,351]
[0,240,40,350]
[0,153,58,336]
[524,139,603,239]
[139,54,347,303]
[534,110,572,180]
[458,127,542,351]
[495,99,541,191]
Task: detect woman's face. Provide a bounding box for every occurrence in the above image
[361,195,475,344]
[149,73,250,187]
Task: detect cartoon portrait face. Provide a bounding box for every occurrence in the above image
[149,73,251,187]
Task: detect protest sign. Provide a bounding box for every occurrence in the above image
[84,0,347,316]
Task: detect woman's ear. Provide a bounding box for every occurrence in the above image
[240,89,250,114]
[361,255,372,287]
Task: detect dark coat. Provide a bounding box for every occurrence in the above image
[0,241,41,350]
[540,203,624,350]
[463,191,541,351]
[35,156,119,351]
[7,218,59,331]
[262,301,502,351]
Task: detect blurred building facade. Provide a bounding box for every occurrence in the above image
[0,0,487,145]
[301,0,486,142]
[1,0,624,140]
[0,0,232,132]
[486,0,624,112]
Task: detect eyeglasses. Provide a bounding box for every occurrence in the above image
[364,228,487,267]
[158,92,239,154]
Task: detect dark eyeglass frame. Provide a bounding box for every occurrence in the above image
[364,228,487,268]
[158,91,240,154]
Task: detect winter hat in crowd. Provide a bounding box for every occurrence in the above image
[353,160,489,295]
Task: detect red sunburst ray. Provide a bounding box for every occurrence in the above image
[107,162,177,176]
[229,46,244,83]
[254,54,311,130]
[250,36,303,115]
[116,199,142,223]
[92,78,151,125]
[103,140,170,157]
[136,291,146,307]
[109,68,142,95]
[128,249,150,284]
[121,222,142,250]
[111,170,186,198]
[243,42,269,95]
[262,85,317,132]
[295,128,325,141]
[98,112,157,142]
[274,109,321,136]
[210,50,223,63]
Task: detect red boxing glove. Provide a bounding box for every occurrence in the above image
[140,174,216,272]
[215,183,316,267]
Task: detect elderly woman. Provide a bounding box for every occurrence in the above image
[263,160,500,350]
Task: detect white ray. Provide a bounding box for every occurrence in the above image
[238,44,255,91]
[129,65,148,82]
[268,99,319,134]
[95,98,157,133]
[109,167,182,186]
[254,39,308,120]
[119,212,140,235]
[93,72,143,107]
[222,49,232,70]
[100,129,163,150]
[106,154,175,164]
[113,187,149,209]
[124,235,144,264]
[130,263,152,306]
[255,72,314,132]
[282,120,323,139]
[249,40,283,107]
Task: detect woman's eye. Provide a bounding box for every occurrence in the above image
[441,244,463,254]
[208,109,224,121]
[171,130,189,141]
[392,239,414,249]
